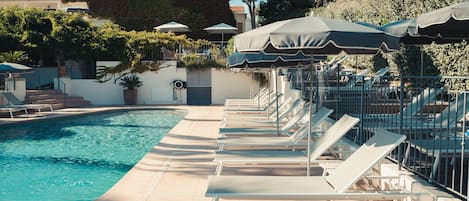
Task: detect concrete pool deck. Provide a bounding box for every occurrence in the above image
[0,106,461,201]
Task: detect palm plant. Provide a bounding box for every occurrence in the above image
[119,75,143,90]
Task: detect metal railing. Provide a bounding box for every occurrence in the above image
[289,69,469,199]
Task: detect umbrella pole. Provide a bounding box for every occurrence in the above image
[274,66,280,136]
[307,62,315,176]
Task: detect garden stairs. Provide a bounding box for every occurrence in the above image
[25,90,91,109]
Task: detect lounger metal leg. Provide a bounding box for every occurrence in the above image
[215,161,224,176]
[430,151,441,181]
[401,142,411,166]
[9,109,13,118]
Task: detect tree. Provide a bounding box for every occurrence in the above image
[258,0,312,25]
[312,0,469,90]
[243,0,257,28]
[80,0,236,39]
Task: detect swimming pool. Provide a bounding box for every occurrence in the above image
[0,109,186,201]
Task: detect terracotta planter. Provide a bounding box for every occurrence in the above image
[123,89,138,105]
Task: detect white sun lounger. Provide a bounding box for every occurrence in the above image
[0,106,28,118]
[217,107,335,150]
[219,105,310,137]
[214,114,359,175]
[1,92,53,112]
[223,98,302,128]
[225,88,270,104]
[224,93,283,111]
[223,97,294,120]
[206,129,413,201]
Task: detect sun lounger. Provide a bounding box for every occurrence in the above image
[223,98,302,128]
[206,129,412,201]
[224,93,283,111]
[368,92,469,130]
[344,68,370,88]
[223,97,294,120]
[1,92,53,112]
[0,106,28,118]
[363,67,390,89]
[361,88,441,119]
[219,104,311,137]
[214,114,359,175]
[217,107,335,150]
[225,88,270,104]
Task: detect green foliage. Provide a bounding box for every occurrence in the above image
[0,51,30,63]
[314,0,466,90]
[0,7,220,84]
[83,0,236,39]
[179,54,225,70]
[259,0,313,25]
[119,74,143,90]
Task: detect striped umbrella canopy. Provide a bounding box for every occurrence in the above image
[415,1,469,39]
[380,19,462,45]
[234,16,400,55]
[227,51,319,69]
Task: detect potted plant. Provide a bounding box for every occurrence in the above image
[119,75,143,105]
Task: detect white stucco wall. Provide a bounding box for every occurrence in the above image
[211,69,260,105]
[60,62,282,105]
[58,61,187,105]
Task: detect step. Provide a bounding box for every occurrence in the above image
[26,90,63,96]
[26,94,68,102]
[25,90,92,109]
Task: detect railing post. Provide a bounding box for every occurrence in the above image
[398,76,405,170]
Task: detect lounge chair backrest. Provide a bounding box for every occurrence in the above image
[345,69,370,88]
[279,105,311,132]
[307,114,359,159]
[1,92,22,105]
[325,129,406,193]
[363,67,390,89]
[276,99,302,120]
[433,92,469,128]
[401,88,440,117]
[263,93,284,110]
[289,107,333,143]
[268,97,293,118]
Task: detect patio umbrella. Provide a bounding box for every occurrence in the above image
[371,19,461,76]
[204,23,238,47]
[234,16,400,55]
[415,1,469,39]
[381,19,463,45]
[233,15,400,176]
[0,62,32,73]
[228,51,312,68]
[153,21,190,33]
[228,51,317,134]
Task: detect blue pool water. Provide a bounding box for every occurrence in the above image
[0,109,186,201]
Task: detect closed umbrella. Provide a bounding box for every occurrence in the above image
[233,16,400,176]
[415,1,469,39]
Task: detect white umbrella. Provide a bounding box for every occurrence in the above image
[0,62,32,73]
[204,23,238,46]
[154,21,190,33]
